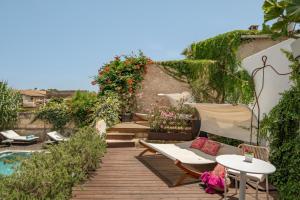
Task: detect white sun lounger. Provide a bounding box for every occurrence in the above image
[0,130,39,144]
[139,140,239,186]
[47,131,69,142]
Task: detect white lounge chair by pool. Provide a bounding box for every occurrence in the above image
[0,130,39,144]
[47,131,69,142]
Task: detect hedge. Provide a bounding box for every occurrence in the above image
[0,126,106,200]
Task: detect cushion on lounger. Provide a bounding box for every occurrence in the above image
[190,137,207,150]
[201,140,221,156]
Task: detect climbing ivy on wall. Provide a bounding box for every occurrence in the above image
[159,30,258,104]
[158,59,216,80]
[260,51,300,200]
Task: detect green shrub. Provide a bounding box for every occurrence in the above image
[69,91,98,127]
[0,82,21,131]
[92,92,121,127]
[260,51,300,200]
[34,99,71,132]
[0,126,106,200]
[92,51,152,113]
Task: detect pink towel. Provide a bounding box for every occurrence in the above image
[200,164,225,194]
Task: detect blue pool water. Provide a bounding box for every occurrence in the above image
[0,152,31,176]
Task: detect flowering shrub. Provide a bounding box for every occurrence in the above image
[148,102,195,133]
[92,51,152,113]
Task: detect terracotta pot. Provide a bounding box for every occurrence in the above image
[121,113,133,122]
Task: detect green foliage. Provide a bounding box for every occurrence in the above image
[206,133,243,147]
[158,59,216,80]
[263,0,300,38]
[182,30,257,62]
[0,82,21,131]
[35,99,71,131]
[260,51,300,200]
[160,31,256,104]
[93,51,152,113]
[0,126,106,200]
[92,92,121,127]
[69,91,98,127]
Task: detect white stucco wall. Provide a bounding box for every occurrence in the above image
[242,39,294,119]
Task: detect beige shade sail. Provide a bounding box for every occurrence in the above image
[187,103,257,143]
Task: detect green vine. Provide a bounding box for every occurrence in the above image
[34,98,71,132]
[260,50,300,200]
[159,30,258,104]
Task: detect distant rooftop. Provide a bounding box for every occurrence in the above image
[19,90,46,97]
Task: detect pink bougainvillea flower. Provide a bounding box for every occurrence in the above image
[98,70,103,77]
[146,58,153,64]
[91,80,97,85]
[127,78,134,85]
[104,66,110,72]
[128,87,133,94]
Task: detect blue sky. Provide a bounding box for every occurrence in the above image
[0,0,264,91]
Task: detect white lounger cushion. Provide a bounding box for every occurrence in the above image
[47,131,68,141]
[0,130,38,141]
[140,140,239,165]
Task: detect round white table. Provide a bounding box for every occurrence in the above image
[216,154,276,200]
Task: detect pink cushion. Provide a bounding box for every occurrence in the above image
[201,140,221,156]
[190,137,207,150]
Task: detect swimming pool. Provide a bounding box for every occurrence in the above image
[0,151,32,176]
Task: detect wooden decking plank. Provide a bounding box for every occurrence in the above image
[72,147,278,200]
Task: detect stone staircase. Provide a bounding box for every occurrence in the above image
[106,121,149,148]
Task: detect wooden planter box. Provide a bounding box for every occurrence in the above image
[148,129,193,141]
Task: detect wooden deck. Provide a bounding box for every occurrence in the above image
[72,147,278,200]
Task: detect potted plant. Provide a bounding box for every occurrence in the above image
[263,0,300,58]
[120,93,135,122]
[148,103,195,141]
[244,148,254,163]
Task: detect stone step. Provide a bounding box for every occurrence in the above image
[108,122,150,133]
[106,139,135,148]
[106,132,135,140]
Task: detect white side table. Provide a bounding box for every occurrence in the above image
[216,154,276,200]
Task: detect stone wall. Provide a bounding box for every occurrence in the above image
[237,37,287,59]
[14,112,73,141]
[136,64,191,113]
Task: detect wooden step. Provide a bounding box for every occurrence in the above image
[106,139,135,148]
[134,121,149,126]
[108,122,150,133]
[106,132,135,140]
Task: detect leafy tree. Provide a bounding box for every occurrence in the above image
[263,0,300,38]
[0,82,21,131]
[34,99,71,132]
[69,91,97,127]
